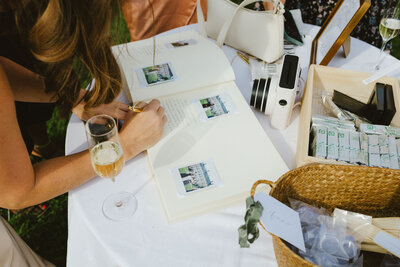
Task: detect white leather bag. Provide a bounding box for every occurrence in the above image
[197,0,284,62]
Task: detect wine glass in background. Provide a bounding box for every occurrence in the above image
[85,114,137,220]
[374,0,400,70]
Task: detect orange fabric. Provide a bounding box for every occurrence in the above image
[122,0,207,41]
[263,0,285,11]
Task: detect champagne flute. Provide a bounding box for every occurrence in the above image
[374,0,400,70]
[85,114,137,220]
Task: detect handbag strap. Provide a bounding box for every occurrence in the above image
[197,0,284,46]
[197,0,207,38]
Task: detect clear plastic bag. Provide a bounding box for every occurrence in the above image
[289,199,364,267]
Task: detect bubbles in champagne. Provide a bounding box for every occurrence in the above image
[379,18,400,41]
[91,141,124,178]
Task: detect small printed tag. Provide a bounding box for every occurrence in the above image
[165,38,198,49]
[254,192,306,252]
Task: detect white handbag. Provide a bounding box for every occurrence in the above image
[197,0,284,63]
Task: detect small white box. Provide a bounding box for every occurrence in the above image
[368,135,380,154]
[327,128,339,160]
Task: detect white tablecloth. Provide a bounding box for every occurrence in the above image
[65,24,399,266]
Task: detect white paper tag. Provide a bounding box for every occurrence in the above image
[373,231,400,258]
[254,192,306,252]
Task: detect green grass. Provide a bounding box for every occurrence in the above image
[0,195,68,266]
[391,37,400,60]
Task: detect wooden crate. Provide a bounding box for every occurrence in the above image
[296,64,400,167]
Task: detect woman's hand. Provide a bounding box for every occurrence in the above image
[119,99,167,160]
[72,99,130,121]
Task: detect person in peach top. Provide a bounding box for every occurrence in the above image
[122,0,207,41]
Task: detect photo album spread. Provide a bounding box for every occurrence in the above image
[112,30,288,222]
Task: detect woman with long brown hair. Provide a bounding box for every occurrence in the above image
[0,0,166,265]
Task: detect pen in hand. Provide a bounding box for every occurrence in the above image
[117,105,142,129]
[128,105,143,113]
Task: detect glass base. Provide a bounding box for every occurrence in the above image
[102,191,137,221]
[360,61,383,73]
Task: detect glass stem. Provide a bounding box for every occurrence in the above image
[375,40,388,69]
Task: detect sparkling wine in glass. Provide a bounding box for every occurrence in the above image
[91,140,124,180]
[374,0,400,70]
[85,114,137,220]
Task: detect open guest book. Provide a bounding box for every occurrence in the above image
[112,30,288,222]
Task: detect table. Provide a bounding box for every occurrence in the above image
[65,24,400,266]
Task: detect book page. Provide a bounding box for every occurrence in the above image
[159,97,199,136]
[112,31,235,102]
[114,30,288,222]
[159,91,237,136]
[147,81,289,222]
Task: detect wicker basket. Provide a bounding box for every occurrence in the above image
[250,164,400,267]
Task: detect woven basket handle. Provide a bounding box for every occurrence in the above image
[197,0,207,38]
[249,180,275,232]
[250,179,275,199]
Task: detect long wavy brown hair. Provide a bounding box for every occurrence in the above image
[8,0,122,115]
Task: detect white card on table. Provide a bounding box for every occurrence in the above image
[254,192,306,252]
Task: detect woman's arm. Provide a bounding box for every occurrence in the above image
[0,62,94,209]
[0,62,166,209]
